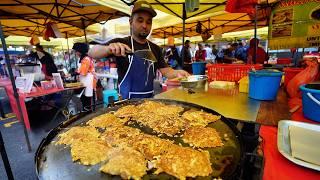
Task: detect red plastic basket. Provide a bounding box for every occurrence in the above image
[277,58,292,65]
[283,67,304,87]
[207,64,263,82]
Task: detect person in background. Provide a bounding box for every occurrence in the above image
[223,43,238,63]
[30,44,58,80]
[165,45,181,69]
[195,43,206,62]
[88,1,188,99]
[72,43,96,111]
[235,41,248,63]
[212,44,218,57]
[0,57,5,76]
[181,40,193,73]
[247,38,268,64]
[204,44,215,63]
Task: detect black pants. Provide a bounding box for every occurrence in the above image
[80,95,91,111]
[80,90,96,111]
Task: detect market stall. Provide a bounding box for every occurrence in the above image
[1,0,320,180]
[0,0,129,130]
[0,1,130,166]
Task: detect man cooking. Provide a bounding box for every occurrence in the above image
[89,1,189,99]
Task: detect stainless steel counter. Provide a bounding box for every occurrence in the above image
[155,86,261,122]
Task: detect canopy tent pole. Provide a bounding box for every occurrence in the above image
[65,32,71,71]
[163,31,166,46]
[253,4,258,64]
[82,18,88,44]
[0,22,32,152]
[181,3,186,67]
[0,130,14,180]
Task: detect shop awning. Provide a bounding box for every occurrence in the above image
[0,0,129,38]
[151,12,269,38]
[93,0,226,20]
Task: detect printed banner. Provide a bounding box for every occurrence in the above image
[269,0,320,49]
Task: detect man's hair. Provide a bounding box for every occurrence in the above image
[231,43,238,47]
[185,40,190,44]
[36,44,43,51]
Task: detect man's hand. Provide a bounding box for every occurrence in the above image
[106,43,132,57]
[174,70,190,78]
[160,67,190,79]
[88,43,132,59]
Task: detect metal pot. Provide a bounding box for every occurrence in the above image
[180,75,207,89]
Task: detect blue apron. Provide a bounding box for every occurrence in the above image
[119,37,155,99]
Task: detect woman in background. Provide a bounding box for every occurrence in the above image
[194,43,206,62]
[72,43,96,111]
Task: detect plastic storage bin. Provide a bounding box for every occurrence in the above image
[249,70,283,100]
[207,64,263,82]
[192,62,206,75]
[283,68,304,87]
[103,89,119,107]
[300,84,320,122]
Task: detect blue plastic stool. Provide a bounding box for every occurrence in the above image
[103,90,119,107]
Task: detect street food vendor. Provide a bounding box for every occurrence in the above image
[89,1,189,99]
[30,44,58,80]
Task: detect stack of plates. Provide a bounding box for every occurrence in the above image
[278,120,320,171]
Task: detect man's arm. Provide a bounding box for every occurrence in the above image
[88,43,131,59]
[160,67,189,79]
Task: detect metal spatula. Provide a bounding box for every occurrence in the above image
[133,49,157,63]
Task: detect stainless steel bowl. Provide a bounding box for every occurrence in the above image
[180,75,207,89]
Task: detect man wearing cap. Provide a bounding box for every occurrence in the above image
[89,1,189,99]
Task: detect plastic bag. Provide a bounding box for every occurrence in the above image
[287,59,319,98]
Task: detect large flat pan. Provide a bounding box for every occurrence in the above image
[35,99,244,180]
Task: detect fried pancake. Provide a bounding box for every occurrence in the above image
[134,114,187,136]
[114,105,139,118]
[182,110,220,127]
[138,101,184,115]
[101,126,142,146]
[56,126,100,145]
[86,113,125,128]
[183,126,224,148]
[70,137,110,165]
[153,146,212,179]
[100,147,147,180]
[131,134,174,160]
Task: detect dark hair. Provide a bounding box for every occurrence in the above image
[185,40,190,44]
[36,44,43,51]
[231,43,238,47]
[72,43,89,62]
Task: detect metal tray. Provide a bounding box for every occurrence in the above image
[277,120,320,171]
[35,99,244,180]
